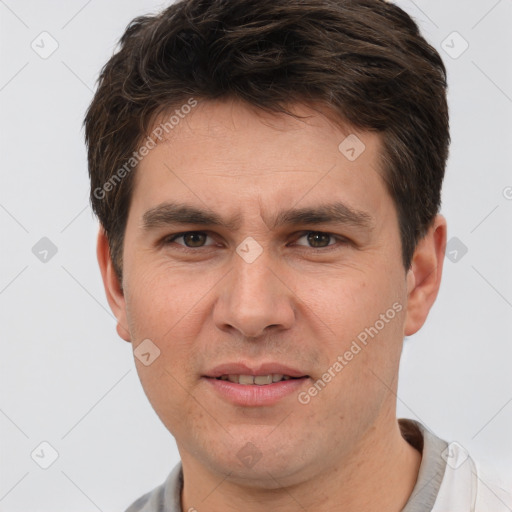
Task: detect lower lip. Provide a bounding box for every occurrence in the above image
[203,377,310,406]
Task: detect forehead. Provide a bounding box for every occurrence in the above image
[130,99,392,228]
[144,98,380,166]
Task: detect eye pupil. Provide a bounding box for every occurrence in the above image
[184,232,206,247]
[308,232,330,248]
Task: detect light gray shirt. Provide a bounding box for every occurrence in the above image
[125,418,448,512]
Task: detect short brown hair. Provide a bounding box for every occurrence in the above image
[84,0,450,282]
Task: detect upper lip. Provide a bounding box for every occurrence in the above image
[204,363,308,378]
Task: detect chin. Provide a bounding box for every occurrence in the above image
[200,437,313,487]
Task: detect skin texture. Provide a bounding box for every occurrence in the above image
[97,98,447,511]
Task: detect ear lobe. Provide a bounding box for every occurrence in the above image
[404,215,447,336]
[96,226,131,343]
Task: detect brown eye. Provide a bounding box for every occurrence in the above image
[164,231,213,248]
[306,232,332,248]
[295,231,339,249]
[182,232,207,247]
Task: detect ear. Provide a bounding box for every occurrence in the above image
[404,214,447,336]
[96,225,131,342]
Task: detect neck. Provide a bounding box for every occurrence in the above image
[179,417,422,512]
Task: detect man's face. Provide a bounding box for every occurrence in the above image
[117,99,412,484]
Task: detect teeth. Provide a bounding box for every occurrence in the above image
[217,374,295,385]
[254,375,272,385]
[239,375,255,385]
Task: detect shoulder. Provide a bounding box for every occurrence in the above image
[124,483,166,512]
[399,419,512,511]
[124,462,183,512]
[473,462,512,512]
[434,440,512,511]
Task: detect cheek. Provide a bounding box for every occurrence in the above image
[124,268,205,412]
[300,270,388,343]
[306,263,406,389]
[135,362,199,439]
[124,259,206,342]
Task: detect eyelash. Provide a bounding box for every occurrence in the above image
[161,231,350,252]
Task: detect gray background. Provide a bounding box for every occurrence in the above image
[0,0,511,510]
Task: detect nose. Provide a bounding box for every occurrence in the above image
[213,248,296,339]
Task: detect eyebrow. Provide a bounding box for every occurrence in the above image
[141,201,374,232]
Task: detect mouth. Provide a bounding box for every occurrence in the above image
[213,374,307,385]
[202,363,311,406]
[203,373,311,407]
